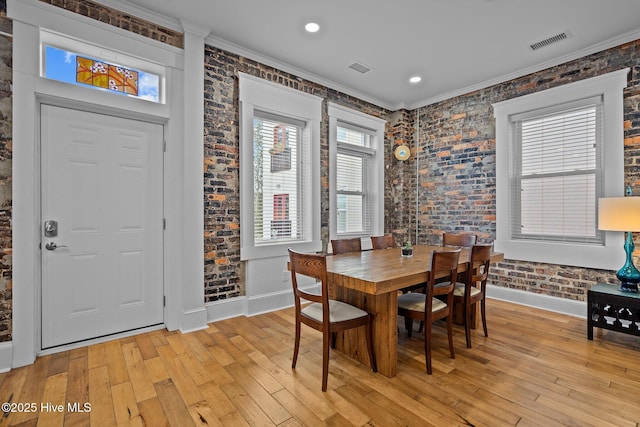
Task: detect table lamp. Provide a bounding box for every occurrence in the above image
[598,196,640,292]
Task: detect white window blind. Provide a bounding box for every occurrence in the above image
[510,96,603,244]
[336,123,375,235]
[253,111,306,245]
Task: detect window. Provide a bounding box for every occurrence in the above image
[253,112,301,242]
[493,69,628,269]
[512,98,602,244]
[239,73,322,260]
[41,31,163,103]
[328,103,385,241]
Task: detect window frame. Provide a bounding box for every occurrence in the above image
[239,73,322,260]
[328,103,386,241]
[493,69,629,269]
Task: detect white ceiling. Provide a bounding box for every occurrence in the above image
[105,0,640,110]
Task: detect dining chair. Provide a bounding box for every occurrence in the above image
[442,232,477,247]
[331,238,362,255]
[371,235,395,250]
[397,248,461,374]
[288,248,377,391]
[453,243,492,348]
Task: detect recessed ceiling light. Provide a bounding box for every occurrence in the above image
[305,22,320,33]
[409,76,422,84]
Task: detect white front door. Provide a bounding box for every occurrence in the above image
[40,105,164,349]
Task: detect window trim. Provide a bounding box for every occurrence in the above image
[493,68,629,269]
[328,103,386,241]
[239,73,322,260]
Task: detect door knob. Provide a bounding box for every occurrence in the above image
[45,242,68,251]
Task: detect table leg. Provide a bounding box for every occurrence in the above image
[331,283,398,377]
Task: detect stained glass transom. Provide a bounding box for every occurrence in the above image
[76,56,139,96]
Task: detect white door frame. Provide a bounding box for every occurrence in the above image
[9,0,208,368]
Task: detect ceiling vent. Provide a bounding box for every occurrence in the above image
[348,61,373,74]
[529,32,568,51]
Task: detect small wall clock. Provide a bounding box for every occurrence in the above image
[394,144,410,161]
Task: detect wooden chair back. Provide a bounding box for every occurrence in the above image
[429,249,461,298]
[331,238,362,255]
[442,232,477,247]
[468,244,492,288]
[371,235,395,250]
[288,249,327,307]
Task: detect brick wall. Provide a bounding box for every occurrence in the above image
[202,46,395,301]
[3,0,639,333]
[39,0,183,48]
[0,6,10,342]
[412,40,640,301]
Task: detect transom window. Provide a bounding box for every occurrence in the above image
[44,45,160,102]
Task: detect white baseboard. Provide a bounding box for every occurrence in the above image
[179,307,209,333]
[487,284,587,319]
[0,341,13,372]
[206,296,248,323]
[205,283,321,323]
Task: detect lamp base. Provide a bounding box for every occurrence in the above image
[616,231,640,293]
[619,281,639,293]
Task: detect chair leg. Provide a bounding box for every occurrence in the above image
[464,301,472,348]
[446,312,455,360]
[365,317,377,372]
[404,316,413,338]
[331,332,337,349]
[418,321,424,333]
[292,319,301,369]
[322,331,330,392]
[424,320,432,374]
[481,298,488,337]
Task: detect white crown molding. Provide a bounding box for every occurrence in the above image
[409,28,640,110]
[68,1,640,112]
[205,34,395,111]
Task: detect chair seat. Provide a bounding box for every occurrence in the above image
[397,292,447,312]
[453,283,481,298]
[302,300,369,323]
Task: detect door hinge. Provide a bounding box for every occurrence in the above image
[163,218,166,230]
[163,295,166,307]
[163,140,167,152]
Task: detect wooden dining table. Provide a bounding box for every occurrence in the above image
[326,244,504,377]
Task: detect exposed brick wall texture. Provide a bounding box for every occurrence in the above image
[0,6,11,342]
[39,0,183,48]
[202,46,394,301]
[415,40,640,301]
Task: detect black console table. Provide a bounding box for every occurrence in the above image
[587,283,640,339]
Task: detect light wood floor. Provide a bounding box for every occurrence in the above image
[1,299,639,427]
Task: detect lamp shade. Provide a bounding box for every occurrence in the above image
[598,197,640,231]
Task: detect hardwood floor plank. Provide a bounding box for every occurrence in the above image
[2,298,640,426]
[156,346,203,406]
[154,379,196,427]
[111,382,143,426]
[121,342,156,402]
[187,400,223,427]
[35,372,67,427]
[223,362,292,425]
[88,366,116,427]
[198,381,236,419]
[137,397,169,427]
[220,382,276,427]
[103,341,129,386]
